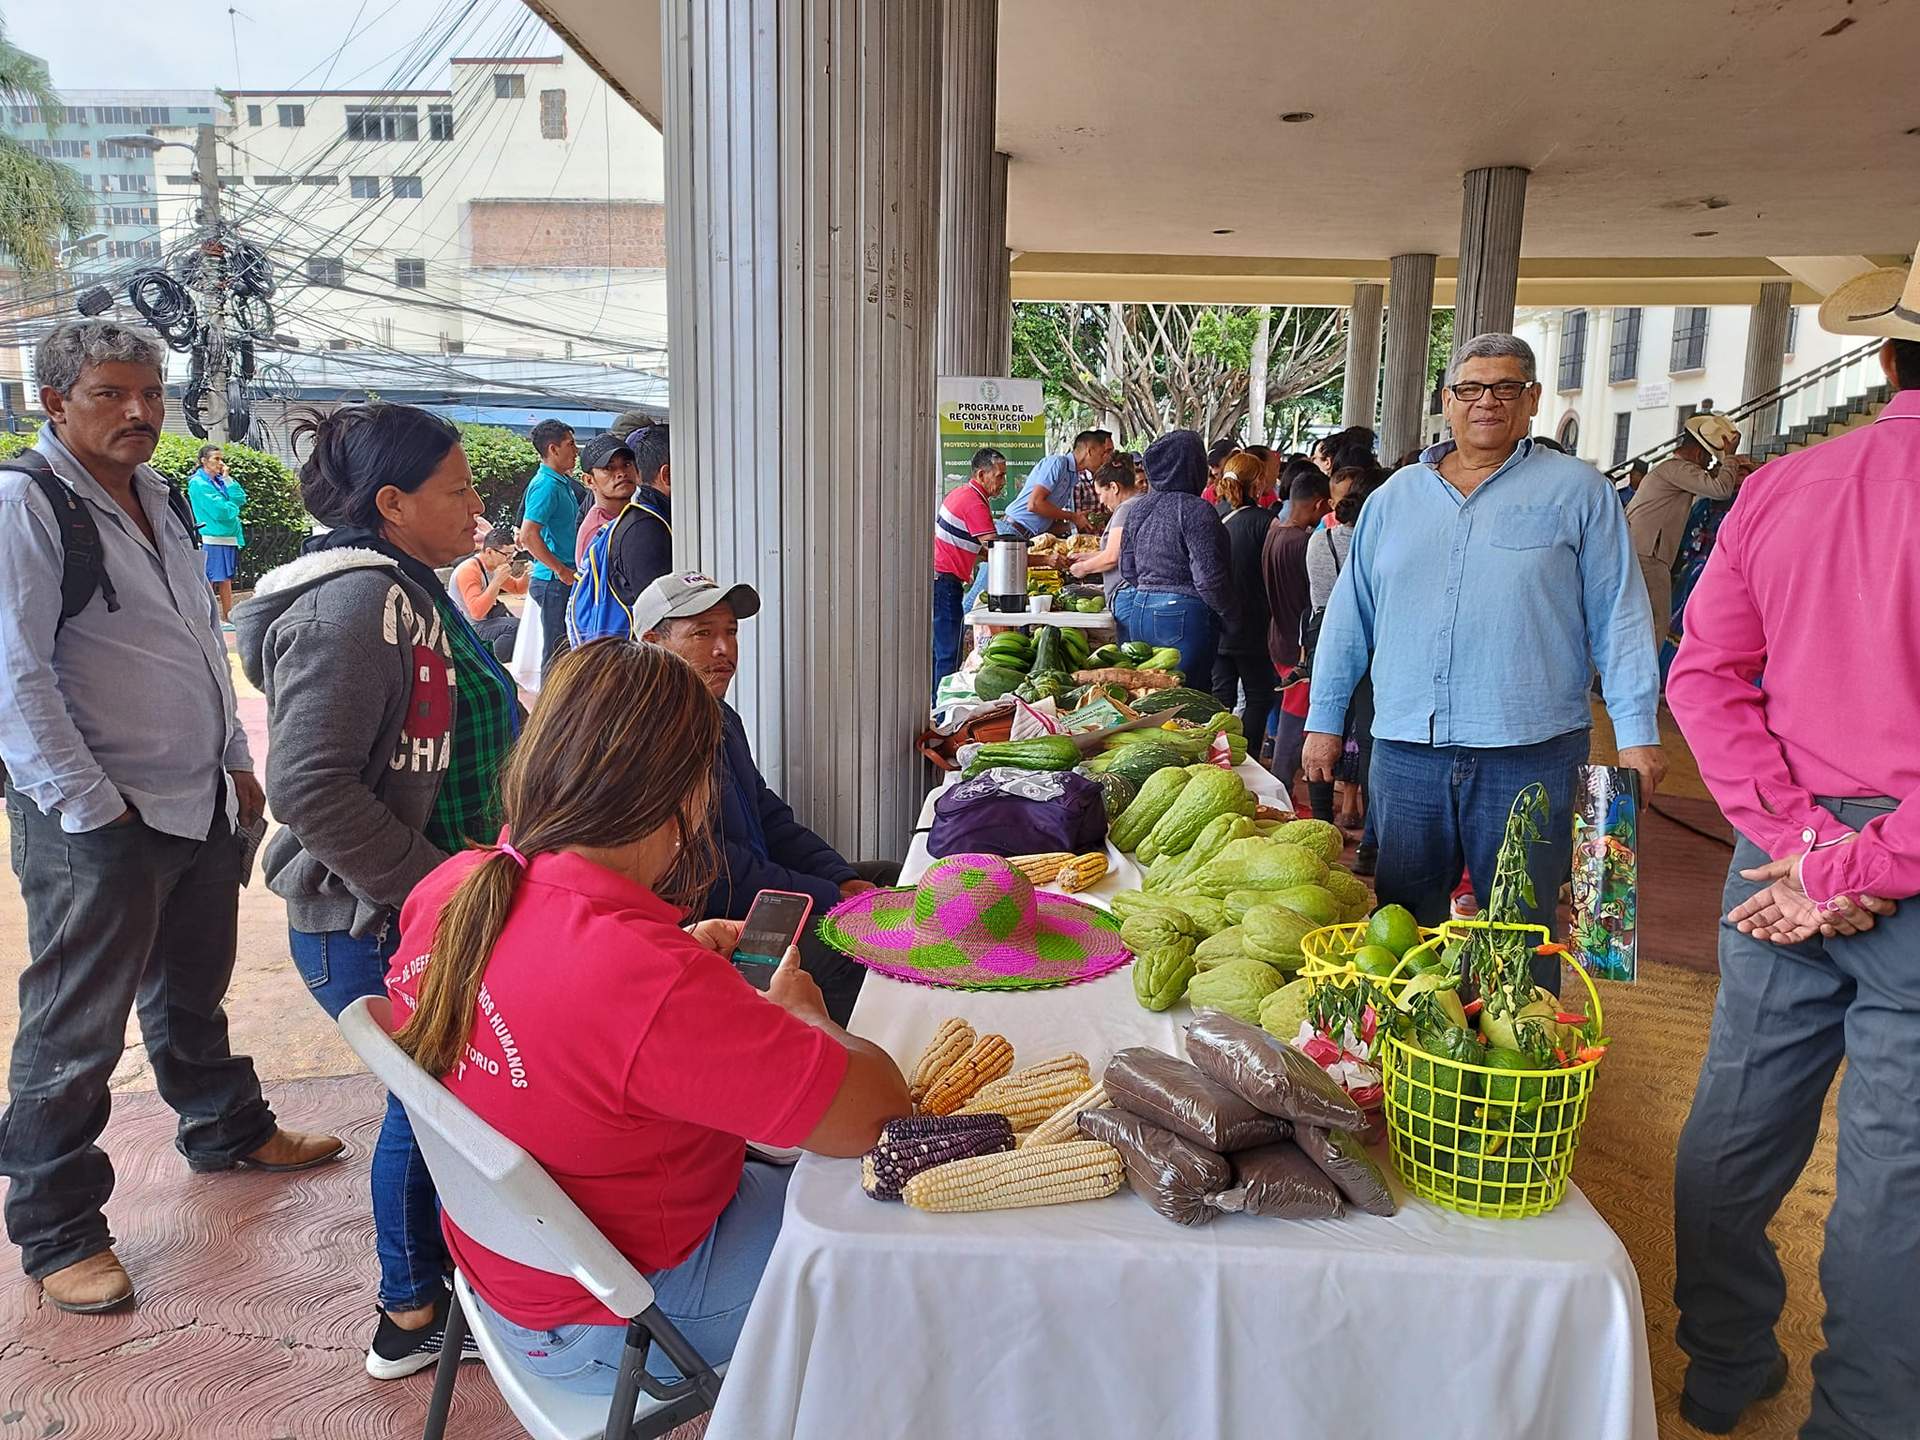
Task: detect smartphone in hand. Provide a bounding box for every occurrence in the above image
[731,890,815,991]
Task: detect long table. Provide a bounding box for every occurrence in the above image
[706,774,1658,1440]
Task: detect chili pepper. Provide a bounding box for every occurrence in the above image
[1555,1047,1569,1067]
[1462,998,1484,1018]
[1576,1045,1608,1063]
[1555,1011,1587,1027]
[1535,941,1569,957]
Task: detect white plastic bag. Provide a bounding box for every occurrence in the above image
[505,600,545,692]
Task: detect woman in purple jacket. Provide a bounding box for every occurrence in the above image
[1116,429,1237,684]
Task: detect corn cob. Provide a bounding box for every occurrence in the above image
[907,1018,976,1106]
[1019,1081,1110,1148]
[1056,852,1110,894]
[900,1139,1124,1212]
[957,1053,1093,1129]
[1007,852,1074,885]
[861,1114,1014,1201]
[918,1032,1015,1115]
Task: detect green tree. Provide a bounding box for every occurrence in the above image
[0,19,92,273]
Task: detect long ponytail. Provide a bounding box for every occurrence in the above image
[393,638,724,1075]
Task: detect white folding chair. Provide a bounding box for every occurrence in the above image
[337,996,724,1440]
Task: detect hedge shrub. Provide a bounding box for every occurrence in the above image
[457,422,541,526]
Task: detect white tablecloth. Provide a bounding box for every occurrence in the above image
[707,777,1657,1440]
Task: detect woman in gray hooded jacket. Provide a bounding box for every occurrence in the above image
[234,404,520,1379]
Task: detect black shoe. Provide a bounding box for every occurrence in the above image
[1678,1353,1788,1435]
[365,1291,481,1380]
[1352,844,1377,878]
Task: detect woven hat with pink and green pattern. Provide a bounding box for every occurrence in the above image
[817,853,1129,991]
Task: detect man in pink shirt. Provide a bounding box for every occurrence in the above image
[932,447,1008,695]
[1666,250,1920,1438]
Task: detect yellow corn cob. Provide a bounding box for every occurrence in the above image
[1057,852,1109,894]
[901,1140,1124,1212]
[1008,852,1074,885]
[907,1018,976,1106]
[957,1056,1093,1129]
[918,1032,1015,1115]
[1018,1081,1109,1148]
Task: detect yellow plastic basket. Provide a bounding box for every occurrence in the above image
[1298,920,1449,1005]
[1380,920,1604,1219]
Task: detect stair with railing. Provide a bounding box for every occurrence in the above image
[1607,337,1886,479]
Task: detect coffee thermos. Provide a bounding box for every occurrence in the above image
[984,534,1030,613]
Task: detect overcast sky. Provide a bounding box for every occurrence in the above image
[9,0,556,93]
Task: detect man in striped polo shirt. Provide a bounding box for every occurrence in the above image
[932,447,1008,698]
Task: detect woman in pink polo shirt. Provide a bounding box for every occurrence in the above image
[386,639,909,1392]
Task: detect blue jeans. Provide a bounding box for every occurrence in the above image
[1675,801,1920,1439]
[1126,591,1216,689]
[476,1161,792,1394]
[528,577,571,674]
[287,926,446,1311]
[1367,729,1587,993]
[932,573,965,702]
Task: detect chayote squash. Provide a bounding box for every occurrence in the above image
[1110,766,1193,853]
[1241,903,1319,970]
[1124,909,1199,1012]
[1148,814,1258,892]
[1184,839,1328,898]
[1270,817,1345,866]
[1185,958,1285,1025]
[1154,891,1232,938]
[1137,766,1252,864]
[1259,977,1315,1042]
[1267,883,1341,929]
[1322,868,1374,923]
[1110,891,1192,926]
[1194,926,1250,969]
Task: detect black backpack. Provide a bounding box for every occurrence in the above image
[0,449,201,630]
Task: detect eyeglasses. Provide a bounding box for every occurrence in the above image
[1449,380,1533,403]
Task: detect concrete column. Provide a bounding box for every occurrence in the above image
[1452,166,1529,353]
[1341,282,1384,431]
[1380,253,1437,463]
[986,151,1012,372]
[1740,280,1793,448]
[935,0,999,377]
[663,0,941,857]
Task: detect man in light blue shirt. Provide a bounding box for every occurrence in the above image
[1304,334,1665,985]
[1002,429,1112,537]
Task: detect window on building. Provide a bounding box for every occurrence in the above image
[391,174,422,199]
[1558,310,1588,391]
[1611,411,1633,467]
[540,88,567,138]
[247,104,263,126]
[1556,413,1580,453]
[1784,306,1801,356]
[326,338,350,352]
[345,105,420,141]
[301,174,338,186]
[1608,308,1641,384]
[306,256,346,287]
[443,338,465,355]
[429,104,454,141]
[395,257,426,289]
[1670,307,1710,372]
[349,175,381,200]
[256,174,294,187]
[278,104,305,127]
[494,73,525,98]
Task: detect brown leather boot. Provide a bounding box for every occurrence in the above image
[41,1250,135,1314]
[238,1128,346,1172]
[190,1127,347,1174]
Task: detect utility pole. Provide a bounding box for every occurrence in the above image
[194,123,229,445]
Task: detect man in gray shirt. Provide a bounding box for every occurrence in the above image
[0,321,341,1315]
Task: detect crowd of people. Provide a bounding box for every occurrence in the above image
[3,267,1917,1432]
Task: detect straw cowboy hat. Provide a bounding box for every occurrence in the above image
[1817,243,1920,342]
[1683,412,1741,453]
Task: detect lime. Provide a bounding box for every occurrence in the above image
[1351,944,1403,978]
[1366,903,1423,957]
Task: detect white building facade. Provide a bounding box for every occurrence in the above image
[1513,302,1882,470]
[151,50,667,375]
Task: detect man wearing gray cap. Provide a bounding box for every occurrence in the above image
[635,573,897,1022]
